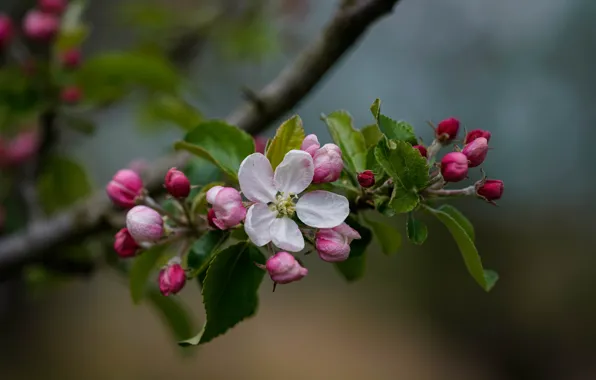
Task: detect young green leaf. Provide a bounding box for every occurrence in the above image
[37,155,93,215]
[265,115,305,170]
[322,111,367,173]
[147,289,194,342]
[175,120,255,180]
[129,244,170,304]
[374,138,429,214]
[186,230,228,278]
[406,213,428,245]
[179,243,265,346]
[361,123,383,148]
[378,115,418,145]
[334,221,372,281]
[363,213,402,255]
[370,98,381,120]
[437,204,475,241]
[424,205,497,292]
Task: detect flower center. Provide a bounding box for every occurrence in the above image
[273,193,297,218]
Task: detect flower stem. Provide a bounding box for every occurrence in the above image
[423,185,476,199]
[142,196,186,226]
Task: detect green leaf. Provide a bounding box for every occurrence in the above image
[179,243,265,346]
[175,120,255,180]
[363,213,402,255]
[186,230,228,278]
[265,115,304,170]
[147,288,194,341]
[370,98,381,120]
[55,0,88,51]
[424,205,497,292]
[323,111,367,173]
[37,155,93,215]
[60,113,96,134]
[129,244,170,304]
[378,115,418,145]
[406,213,428,245]
[437,204,475,241]
[361,124,383,148]
[334,219,372,282]
[374,139,429,214]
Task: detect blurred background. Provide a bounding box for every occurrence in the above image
[1,0,595,379]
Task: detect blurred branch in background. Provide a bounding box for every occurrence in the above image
[0,0,403,277]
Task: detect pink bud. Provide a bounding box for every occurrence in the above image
[61,86,82,104]
[357,170,375,188]
[23,10,59,41]
[60,49,81,69]
[301,134,320,157]
[126,205,164,243]
[476,179,504,202]
[441,152,468,182]
[462,137,488,168]
[464,129,491,145]
[158,260,186,296]
[436,117,460,142]
[207,208,218,229]
[206,186,246,229]
[38,0,67,15]
[164,167,191,199]
[312,143,342,184]
[113,228,139,258]
[413,144,427,158]
[315,222,361,263]
[0,14,13,48]
[265,252,308,284]
[0,130,40,167]
[106,169,144,208]
[254,136,267,154]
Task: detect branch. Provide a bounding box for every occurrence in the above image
[0,0,402,277]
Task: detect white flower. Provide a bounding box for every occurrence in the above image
[238,150,350,252]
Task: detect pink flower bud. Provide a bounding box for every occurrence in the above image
[254,136,267,154]
[60,49,81,69]
[164,167,191,199]
[38,0,67,15]
[315,222,361,263]
[312,143,342,184]
[266,251,308,284]
[61,86,82,104]
[441,152,468,182]
[106,169,144,208]
[23,10,59,41]
[436,117,460,142]
[301,134,320,157]
[207,208,218,229]
[113,228,139,258]
[206,186,246,229]
[476,179,504,202]
[357,170,375,188]
[464,129,491,144]
[0,14,13,48]
[0,130,40,167]
[158,260,186,296]
[126,205,164,243]
[413,144,427,158]
[462,137,488,168]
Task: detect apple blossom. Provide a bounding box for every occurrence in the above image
[315,223,361,262]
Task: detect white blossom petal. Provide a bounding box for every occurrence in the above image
[238,153,276,203]
[270,217,304,252]
[273,150,314,195]
[296,190,349,228]
[244,203,276,246]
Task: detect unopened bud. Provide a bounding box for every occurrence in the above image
[0,130,40,167]
[61,86,82,104]
[300,134,320,157]
[38,0,67,15]
[106,169,144,208]
[158,259,186,296]
[207,208,219,229]
[315,222,361,262]
[266,252,308,284]
[0,14,13,48]
[61,49,82,69]
[441,152,468,182]
[476,179,504,202]
[254,136,267,154]
[23,10,59,41]
[164,167,191,199]
[462,137,488,167]
[113,228,139,258]
[126,205,164,243]
[436,117,460,142]
[413,144,427,158]
[464,129,491,144]
[312,143,343,184]
[206,186,246,229]
[357,170,375,188]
